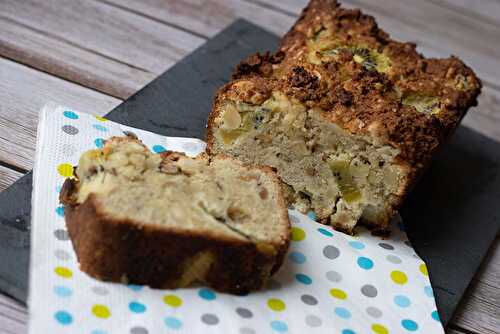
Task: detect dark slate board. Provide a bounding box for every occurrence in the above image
[0,19,498,326]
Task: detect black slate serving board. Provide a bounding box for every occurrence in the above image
[0,20,498,326]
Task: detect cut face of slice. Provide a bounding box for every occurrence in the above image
[210,91,407,233]
[72,137,288,245]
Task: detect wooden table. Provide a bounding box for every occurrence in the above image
[0,1,498,333]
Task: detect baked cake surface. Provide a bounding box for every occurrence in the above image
[206,0,481,233]
[60,136,290,294]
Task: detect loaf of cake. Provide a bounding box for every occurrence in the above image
[206,0,481,234]
[60,136,290,294]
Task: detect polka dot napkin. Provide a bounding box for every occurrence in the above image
[29,105,444,334]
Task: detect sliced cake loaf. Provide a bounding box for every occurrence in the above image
[206,0,481,233]
[60,136,290,294]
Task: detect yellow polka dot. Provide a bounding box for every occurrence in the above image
[329,288,347,300]
[267,298,286,311]
[95,116,108,122]
[163,295,182,307]
[291,227,306,241]
[92,304,111,319]
[57,163,73,177]
[391,270,408,285]
[372,324,389,334]
[54,266,72,278]
[419,263,429,276]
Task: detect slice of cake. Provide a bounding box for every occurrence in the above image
[206,0,481,233]
[60,136,290,294]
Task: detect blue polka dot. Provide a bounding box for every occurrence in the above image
[335,307,352,319]
[55,206,65,217]
[342,330,356,334]
[164,316,182,329]
[198,288,216,300]
[295,273,312,285]
[54,285,72,298]
[91,330,108,334]
[270,320,288,332]
[289,252,306,264]
[95,138,104,148]
[401,319,419,331]
[424,285,434,298]
[93,124,108,132]
[129,301,146,313]
[152,145,167,153]
[317,228,333,237]
[306,211,316,221]
[63,111,79,119]
[54,310,73,325]
[348,241,365,249]
[357,256,374,270]
[394,295,411,308]
[127,284,143,292]
[431,310,440,321]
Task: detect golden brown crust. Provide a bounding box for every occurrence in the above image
[60,148,290,294]
[207,0,481,230]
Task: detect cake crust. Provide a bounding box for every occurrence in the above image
[60,138,290,294]
[206,0,481,232]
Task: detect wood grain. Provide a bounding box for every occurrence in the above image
[436,0,500,23]
[0,294,27,334]
[0,0,205,75]
[0,166,22,193]
[0,15,155,99]
[101,0,295,37]
[452,238,500,334]
[0,58,120,170]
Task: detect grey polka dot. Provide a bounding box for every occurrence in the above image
[130,327,148,334]
[54,249,71,261]
[267,279,282,290]
[305,315,322,327]
[240,328,256,334]
[378,242,394,250]
[323,245,340,259]
[92,286,109,296]
[404,240,412,247]
[325,270,342,282]
[54,229,69,240]
[236,307,253,318]
[61,125,78,135]
[386,254,402,264]
[201,314,219,325]
[289,214,300,224]
[301,294,318,305]
[361,284,378,298]
[61,144,77,157]
[366,306,383,318]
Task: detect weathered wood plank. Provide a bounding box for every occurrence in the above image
[0,166,22,192]
[452,238,500,334]
[0,0,205,75]
[0,294,27,334]
[0,58,121,170]
[101,0,295,37]
[0,16,155,99]
[436,0,500,23]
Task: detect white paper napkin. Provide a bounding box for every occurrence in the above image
[29,105,444,334]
